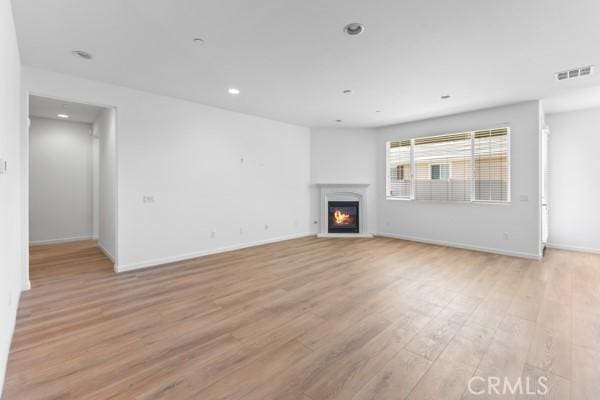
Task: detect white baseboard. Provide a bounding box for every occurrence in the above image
[97,241,117,271]
[546,242,600,254]
[29,235,94,246]
[0,289,21,396]
[317,233,374,238]
[22,279,31,291]
[377,232,542,260]
[115,232,312,273]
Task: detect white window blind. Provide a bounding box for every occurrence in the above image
[473,128,509,202]
[386,127,510,203]
[388,139,412,199]
[413,132,472,201]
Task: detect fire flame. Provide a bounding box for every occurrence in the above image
[333,209,352,225]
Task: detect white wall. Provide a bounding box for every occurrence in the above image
[22,67,312,271]
[29,117,93,243]
[92,135,99,239]
[0,0,23,393]
[93,108,117,261]
[546,108,600,253]
[310,128,378,234]
[377,101,542,258]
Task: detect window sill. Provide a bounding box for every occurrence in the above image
[386,197,511,205]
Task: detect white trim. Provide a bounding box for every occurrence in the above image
[546,243,600,255]
[377,232,542,260]
[314,183,370,188]
[115,232,312,273]
[22,280,31,291]
[29,235,94,246]
[317,233,374,238]
[0,290,21,396]
[97,241,116,265]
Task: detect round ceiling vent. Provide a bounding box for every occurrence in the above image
[343,23,365,36]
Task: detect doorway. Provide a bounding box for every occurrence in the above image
[27,95,117,277]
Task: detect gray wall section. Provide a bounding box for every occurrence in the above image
[29,117,93,243]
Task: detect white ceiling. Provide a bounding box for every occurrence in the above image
[12,0,600,128]
[29,95,105,123]
[543,85,600,115]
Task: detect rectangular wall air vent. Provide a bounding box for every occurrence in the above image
[556,65,594,81]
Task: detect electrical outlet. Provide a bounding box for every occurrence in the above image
[519,194,529,202]
[239,228,244,235]
[210,231,216,238]
[503,232,510,240]
[264,225,269,230]
[142,195,155,203]
[0,158,6,174]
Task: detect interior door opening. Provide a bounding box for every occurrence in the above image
[27,94,117,283]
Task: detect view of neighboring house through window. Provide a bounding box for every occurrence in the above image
[473,128,510,202]
[430,164,450,180]
[387,139,411,198]
[387,128,510,202]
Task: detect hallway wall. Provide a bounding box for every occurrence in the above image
[29,117,94,243]
[546,108,600,253]
[23,67,312,272]
[93,108,117,261]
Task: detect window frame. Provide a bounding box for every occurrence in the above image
[386,128,511,204]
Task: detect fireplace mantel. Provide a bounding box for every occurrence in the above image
[315,183,370,188]
[315,183,373,238]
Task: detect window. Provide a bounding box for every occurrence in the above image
[413,132,472,201]
[386,128,510,202]
[430,164,450,180]
[473,128,510,202]
[398,165,405,180]
[387,139,412,199]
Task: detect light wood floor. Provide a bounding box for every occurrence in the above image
[4,237,600,399]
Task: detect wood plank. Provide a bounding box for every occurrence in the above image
[3,240,596,399]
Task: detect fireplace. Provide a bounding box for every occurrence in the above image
[328,201,359,234]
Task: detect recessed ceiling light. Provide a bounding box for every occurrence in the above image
[344,23,365,36]
[57,114,69,118]
[228,88,240,95]
[192,38,205,44]
[375,110,381,113]
[342,89,353,94]
[71,50,93,60]
[441,95,451,99]
[335,119,342,123]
